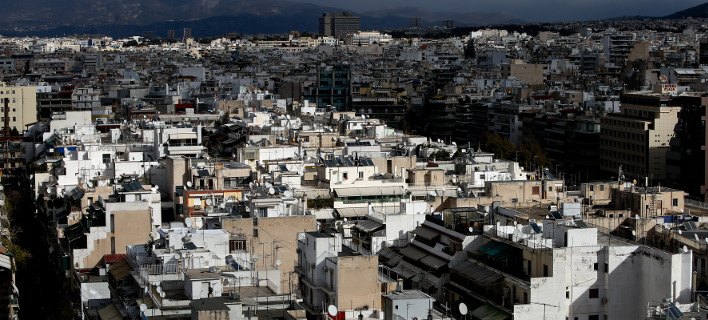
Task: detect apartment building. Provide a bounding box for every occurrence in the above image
[0,82,37,131]
[443,222,692,319]
[319,12,360,38]
[600,92,682,180]
[295,230,381,318]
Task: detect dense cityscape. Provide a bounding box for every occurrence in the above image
[1,4,708,320]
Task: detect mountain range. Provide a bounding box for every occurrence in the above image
[0,0,522,37]
[0,0,706,38]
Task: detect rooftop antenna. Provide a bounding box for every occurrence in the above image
[459,302,468,316]
[328,305,338,318]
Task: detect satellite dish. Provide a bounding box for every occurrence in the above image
[206,199,213,206]
[220,202,226,209]
[632,230,636,236]
[86,181,94,188]
[268,187,275,195]
[276,259,282,266]
[655,306,662,313]
[195,218,204,229]
[252,254,259,262]
[140,304,147,312]
[185,217,193,228]
[160,291,166,298]
[154,185,159,190]
[678,229,683,235]
[265,182,273,189]
[249,182,255,189]
[468,227,473,233]
[328,305,338,317]
[635,214,640,219]
[283,190,293,198]
[343,218,348,222]
[459,302,468,315]
[428,191,437,197]
[187,181,193,188]
[683,245,689,253]
[696,234,701,242]
[157,286,163,294]
[546,215,550,219]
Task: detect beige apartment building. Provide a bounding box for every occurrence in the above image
[221,215,317,294]
[0,82,37,131]
[501,60,547,86]
[600,92,681,180]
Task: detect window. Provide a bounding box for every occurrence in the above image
[605,263,609,273]
[102,154,111,164]
[343,172,348,180]
[110,237,115,255]
[673,198,678,206]
[589,315,599,320]
[359,171,364,179]
[593,263,598,271]
[532,186,540,195]
[253,228,259,237]
[590,185,594,191]
[11,117,15,122]
[543,264,548,277]
[589,288,599,298]
[600,185,605,191]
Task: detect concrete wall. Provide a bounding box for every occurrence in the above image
[75,209,151,268]
[335,255,380,312]
[222,215,317,294]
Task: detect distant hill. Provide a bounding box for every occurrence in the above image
[664,2,708,19]
[363,6,524,26]
[0,0,522,37]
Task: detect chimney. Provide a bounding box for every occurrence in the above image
[3,98,9,137]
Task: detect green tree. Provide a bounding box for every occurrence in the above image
[483,134,515,160]
[518,141,550,172]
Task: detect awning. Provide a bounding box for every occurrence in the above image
[420,255,448,270]
[413,227,440,241]
[334,186,404,197]
[354,219,383,232]
[170,132,198,139]
[108,260,133,280]
[470,304,509,320]
[336,207,368,218]
[391,264,416,279]
[98,304,122,320]
[313,210,334,220]
[384,254,402,267]
[478,241,514,259]
[452,259,503,286]
[400,246,428,261]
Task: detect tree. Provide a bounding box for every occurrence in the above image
[483,134,515,160]
[518,141,550,173]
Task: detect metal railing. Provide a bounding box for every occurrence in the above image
[686,199,708,209]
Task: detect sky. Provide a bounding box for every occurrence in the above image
[286,0,707,21]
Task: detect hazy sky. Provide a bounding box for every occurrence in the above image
[288,0,706,21]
